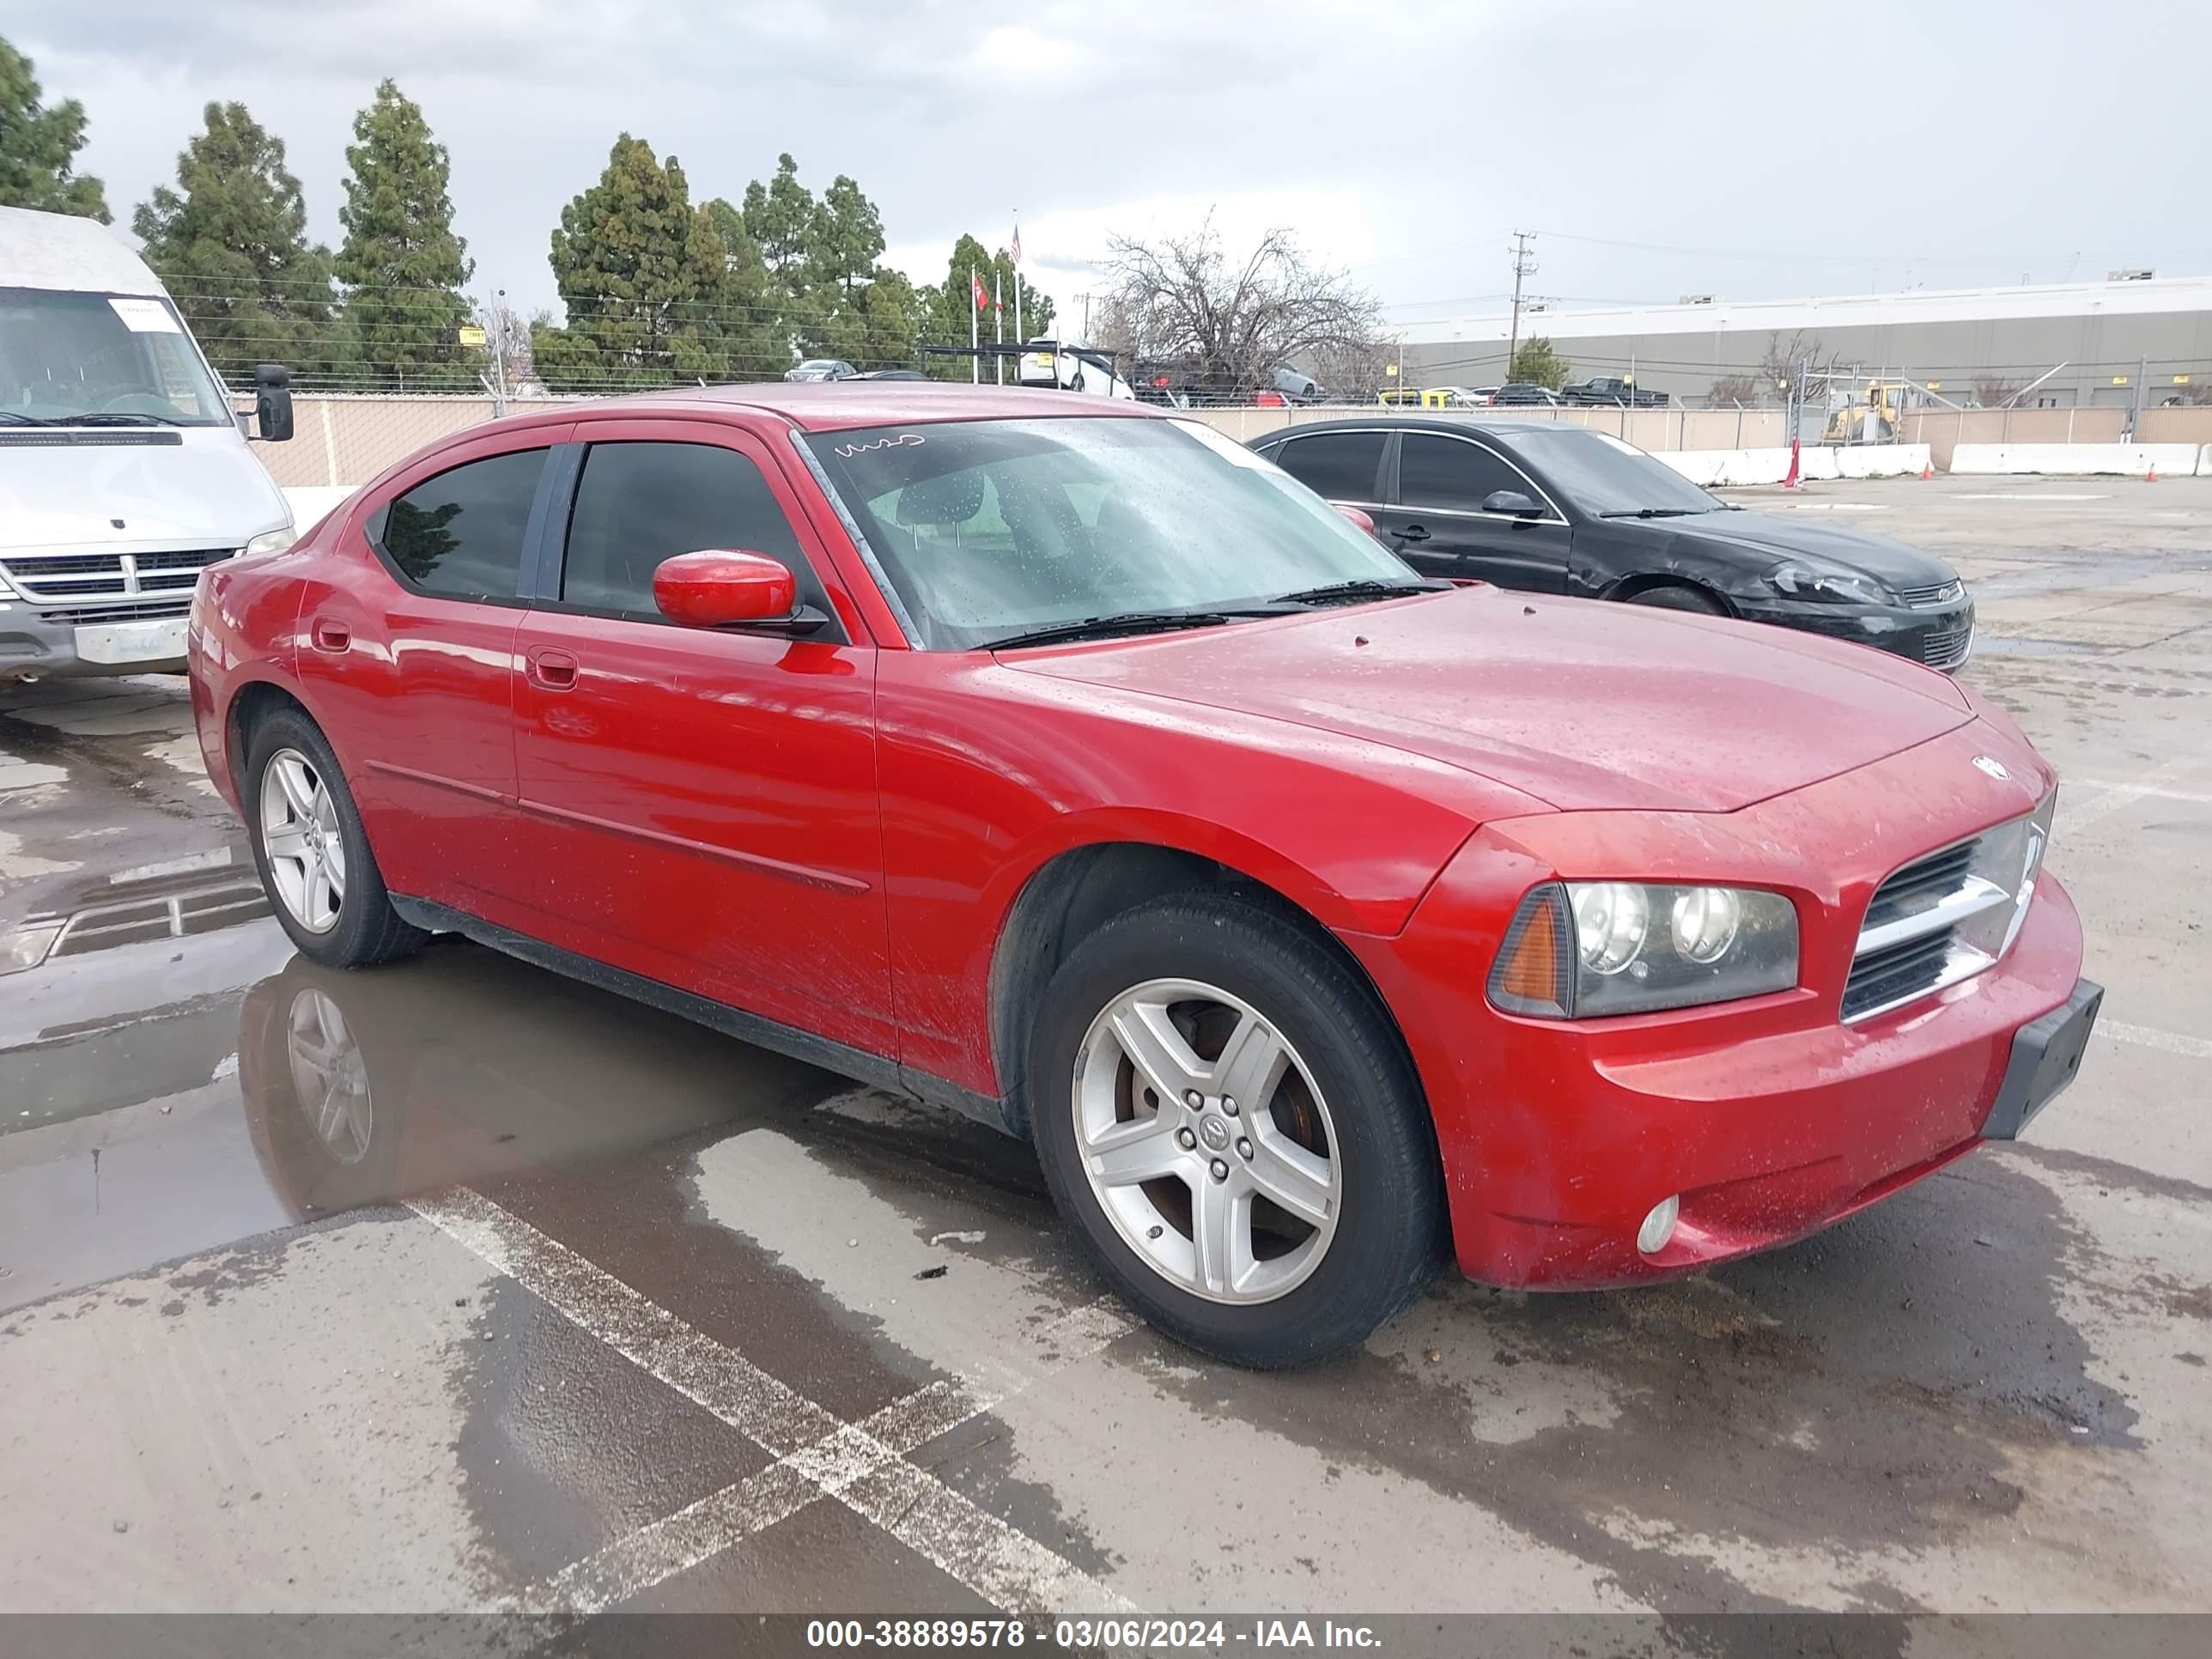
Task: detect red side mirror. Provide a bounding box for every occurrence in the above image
[1334,502,1377,536]
[653,550,797,628]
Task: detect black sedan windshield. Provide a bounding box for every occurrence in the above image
[1508,426,1726,518]
[807,417,1417,650]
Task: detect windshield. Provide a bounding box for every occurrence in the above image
[0,288,233,426]
[806,416,1416,650]
[1509,426,1725,517]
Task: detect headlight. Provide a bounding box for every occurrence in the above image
[1769,561,1890,606]
[242,524,295,557]
[1491,881,1799,1018]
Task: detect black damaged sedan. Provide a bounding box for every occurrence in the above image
[1254,416,1973,670]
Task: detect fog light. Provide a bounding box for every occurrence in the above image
[1637,1194,1680,1255]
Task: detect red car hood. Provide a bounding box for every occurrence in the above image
[1000,587,1973,813]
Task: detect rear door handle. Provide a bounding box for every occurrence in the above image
[527,647,579,691]
[1397,524,1431,543]
[311,617,350,653]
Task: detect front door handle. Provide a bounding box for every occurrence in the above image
[1396,524,1431,543]
[311,617,350,653]
[527,647,579,691]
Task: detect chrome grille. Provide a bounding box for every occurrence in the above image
[1899,579,1966,609]
[1917,621,1974,670]
[1843,800,2051,1022]
[0,546,235,605]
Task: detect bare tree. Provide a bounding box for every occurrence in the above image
[1101,216,1382,403]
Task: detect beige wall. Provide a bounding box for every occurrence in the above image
[1902,408,2130,469]
[240,395,595,488]
[1180,403,1790,451]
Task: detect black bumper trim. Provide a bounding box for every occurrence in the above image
[1981,977,2103,1140]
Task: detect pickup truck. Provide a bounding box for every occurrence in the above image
[1561,376,1670,407]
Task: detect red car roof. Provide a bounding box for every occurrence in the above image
[549,382,1164,435]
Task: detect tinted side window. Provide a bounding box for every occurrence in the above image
[1270,432,1386,501]
[1399,434,1527,512]
[562,441,810,616]
[371,448,546,599]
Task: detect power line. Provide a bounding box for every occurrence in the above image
[1504,232,1535,379]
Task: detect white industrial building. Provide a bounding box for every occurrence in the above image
[1398,274,2212,408]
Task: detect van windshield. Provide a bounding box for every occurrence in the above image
[0,288,234,426]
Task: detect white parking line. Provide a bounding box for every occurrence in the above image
[2101,1019,2212,1061]
[410,1188,1137,1616]
[2058,755,2212,840]
[1958,492,2111,501]
[2073,780,2212,806]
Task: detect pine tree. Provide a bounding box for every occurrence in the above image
[531,136,730,391]
[0,37,109,222]
[335,81,475,389]
[918,234,1055,380]
[132,102,337,382]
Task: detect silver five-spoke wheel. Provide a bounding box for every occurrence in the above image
[259,748,347,934]
[1073,977,1340,1304]
[285,988,373,1165]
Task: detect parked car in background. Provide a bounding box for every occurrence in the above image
[1491,382,1562,406]
[1273,367,1324,404]
[1016,340,1139,400]
[0,205,295,683]
[784,359,858,382]
[1562,376,1671,407]
[191,385,2094,1368]
[1253,416,1976,670]
[854,368,928,380]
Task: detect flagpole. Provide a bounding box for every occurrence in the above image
[1012,215,1024,351]
[994,270,1004,386]
[969,264,979,384]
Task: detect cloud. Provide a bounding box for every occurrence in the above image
[13,0,2210,330]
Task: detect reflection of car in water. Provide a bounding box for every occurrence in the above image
[237,942,836,1222]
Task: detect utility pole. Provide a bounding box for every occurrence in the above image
[1505,231,1536,382]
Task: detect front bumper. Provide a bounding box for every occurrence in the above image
[1342,719,2088,1288]
[1734,592,1975,672]
[0,605,192,679]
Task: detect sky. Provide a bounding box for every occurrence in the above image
[10,0,2212,337]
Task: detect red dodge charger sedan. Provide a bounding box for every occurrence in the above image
[189,385,2100,1367]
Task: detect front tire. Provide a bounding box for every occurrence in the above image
[1027,893,1444,1368]
[1624,582,1725,614]
[245,708,428,969]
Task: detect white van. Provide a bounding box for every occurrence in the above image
[0,205,295,682]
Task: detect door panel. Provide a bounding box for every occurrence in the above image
[1376,432,1571,592]
[295,434,564,910]
[508,426,894,1058]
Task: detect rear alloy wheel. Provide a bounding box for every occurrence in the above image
[260,749,347,935]
[245,708,428,969]
[1029,893,1444,1368]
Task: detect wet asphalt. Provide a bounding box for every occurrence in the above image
[2,475,2209,1639]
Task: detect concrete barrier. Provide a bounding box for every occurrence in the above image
[1948,443,2202,477]
[1657,445,1929,486]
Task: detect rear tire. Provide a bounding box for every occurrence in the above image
[244,707,428,969]
[1624,583,1725,614]
[1026,892,1444,1369]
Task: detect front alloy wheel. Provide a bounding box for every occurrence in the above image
[1074,978,1340,1303]
[1028,892,1444,1369]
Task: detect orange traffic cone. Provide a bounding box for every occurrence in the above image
[1782,438,1802,489]
[1920,463,1932,481]
[2147,461,2159,483]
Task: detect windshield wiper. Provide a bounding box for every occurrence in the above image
[1271,577,1449,606]
[982,610,1255,651]
[47,412,192,428]
[1597,507,1703,519]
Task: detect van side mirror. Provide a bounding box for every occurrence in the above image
[254,364,295,442]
